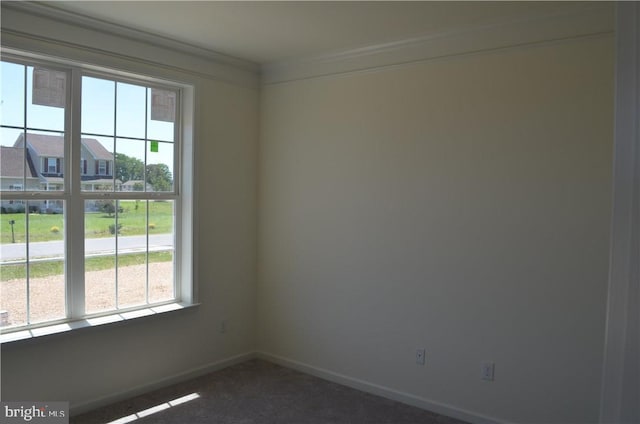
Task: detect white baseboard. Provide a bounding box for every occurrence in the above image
[71,351,506,423]
[70,351,257,416]
[257,351,506,424]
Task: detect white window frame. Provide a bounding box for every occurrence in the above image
[0,51,196,341]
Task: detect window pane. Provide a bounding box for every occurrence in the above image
[82,76,114,136]
[0,205,27,328]
[1,127,23,147]
[115,139,146,192]
[117,200,147,308]
[3,129,66,193]
[1,201,68,326]
[147,89,175,142]
[26,67,66,132]
[85,200,116,314]
[146,141,173,192]
[28,201,65,324]
[1,128,26,192]
[116,82,146,139]
[148,200,174,302]
[1,61,25,128]
[20,131,66,193]
[81,135,116,192]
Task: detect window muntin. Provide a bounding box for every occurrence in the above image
[1,55,187,333]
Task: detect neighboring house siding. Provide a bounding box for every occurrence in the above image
[1,177,40,192]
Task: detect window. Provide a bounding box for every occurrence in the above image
[46,157,58,174]
[0,53,194,335]
[8,185,23,206]
[97,160,107,176]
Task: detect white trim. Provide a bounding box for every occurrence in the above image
[0,302,198,344]
[257,352,506,424]
[600,3,640,423]
[68,67,84,320]
[70,351,255,416]
[262,5,613,85]
[6,1,255,73]
[1,3,259,88]
[178,84,196,304]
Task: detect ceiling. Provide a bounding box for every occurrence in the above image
[46,1,604,65]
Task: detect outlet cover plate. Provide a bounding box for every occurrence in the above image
[481,361,495,381]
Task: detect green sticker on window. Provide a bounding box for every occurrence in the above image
[150,141,159,152]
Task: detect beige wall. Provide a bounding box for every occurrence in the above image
[258,36,614,423]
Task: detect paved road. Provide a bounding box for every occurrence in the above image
[0,234,174,263]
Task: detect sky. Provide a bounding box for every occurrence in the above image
[0,61,175,178]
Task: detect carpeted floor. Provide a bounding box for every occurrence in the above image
[72,359,469,424]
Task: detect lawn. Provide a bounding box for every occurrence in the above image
[0,251,173,281]
[0,200,173,243]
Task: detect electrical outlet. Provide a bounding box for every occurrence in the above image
[416,349,425,365]
[220,320,227,333]
[481,361,495,381]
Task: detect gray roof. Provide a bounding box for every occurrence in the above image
[0,146,38,178]
[13,133,113,160]
[82,138,114,161]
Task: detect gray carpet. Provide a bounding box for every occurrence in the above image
[72,359,469,424]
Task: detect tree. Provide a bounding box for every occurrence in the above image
[114,153,173,191]
[95,200,124,217]
[146,164,173,191]
[115,153,144,183]
[96,199,116,217]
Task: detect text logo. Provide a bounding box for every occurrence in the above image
[1,402,68,424]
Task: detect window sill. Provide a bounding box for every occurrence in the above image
[0,302,200,346]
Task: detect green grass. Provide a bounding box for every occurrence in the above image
[0,200,173,243]
[0,251,173,281]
